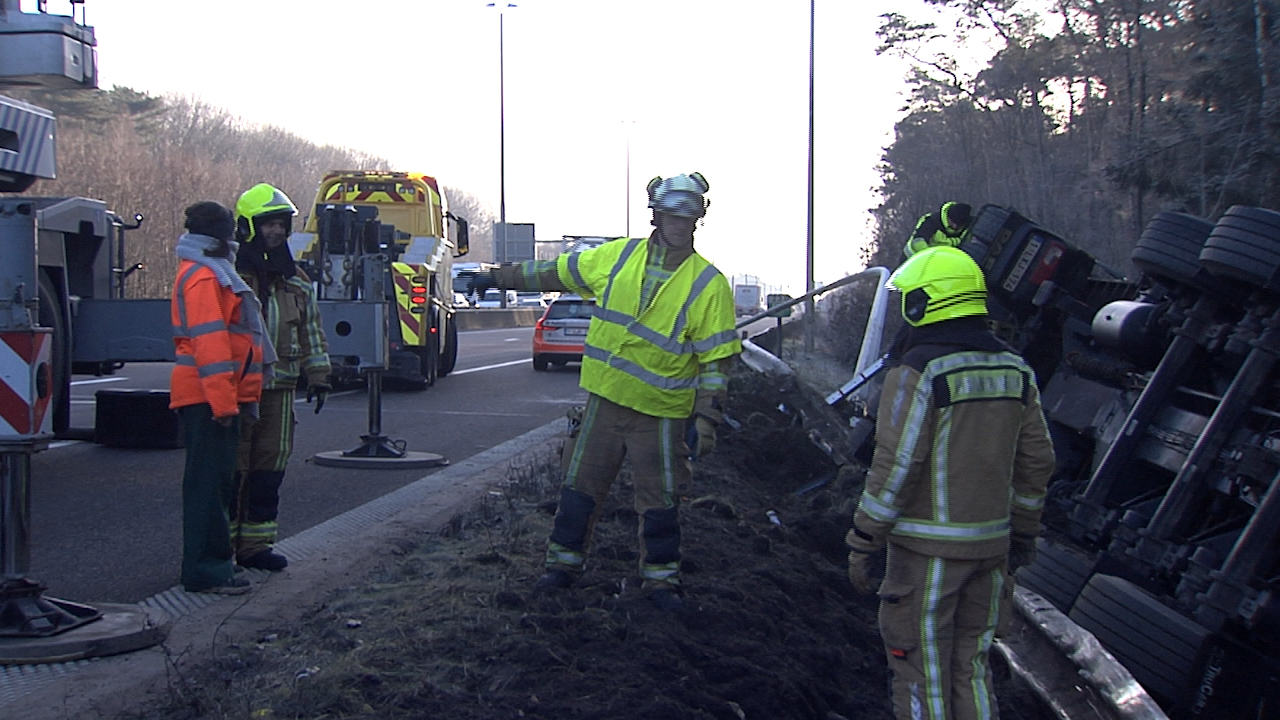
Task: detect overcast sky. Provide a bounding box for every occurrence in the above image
[35,0,917,294]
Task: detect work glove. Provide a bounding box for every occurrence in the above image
[845,527,881,594]
[1009,532,1038,572]
[306,382,331,414]
[685,415,717,459]
[466,271,496,296]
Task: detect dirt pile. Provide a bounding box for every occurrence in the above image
[131,366,1051,720]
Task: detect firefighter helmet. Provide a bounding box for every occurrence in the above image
[887,246,987,327]
[647,172,710,218]
[235,183,298,243]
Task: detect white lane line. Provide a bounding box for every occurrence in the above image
[451,359,529,375]
[70,377,128,386]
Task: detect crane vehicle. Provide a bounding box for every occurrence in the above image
[0,0,168,651]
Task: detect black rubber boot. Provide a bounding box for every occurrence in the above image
[239,549,288,572]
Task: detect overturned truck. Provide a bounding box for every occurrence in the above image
[838,204,1280,719]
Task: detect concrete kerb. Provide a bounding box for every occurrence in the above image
[7,418,567,720]
[454,308,541,330]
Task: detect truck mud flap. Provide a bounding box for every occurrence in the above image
[1068,574,1210,707]
[1015,538,1095,614]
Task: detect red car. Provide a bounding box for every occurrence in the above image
[532,295,594,371]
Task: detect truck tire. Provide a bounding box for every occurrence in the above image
[1200,206,1280,292]
[439,317,458,377]
[532,355,549,372]
[38,270,71,434]
[1068,573,1211,706]
[1131,212,1216,289]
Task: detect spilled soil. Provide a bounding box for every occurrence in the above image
[127,365,1052,720]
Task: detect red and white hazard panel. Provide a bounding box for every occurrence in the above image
[0,329,53,438]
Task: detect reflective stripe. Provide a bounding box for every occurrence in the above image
[671,265,720,339]
[891,517,1010,542]
[879,378,932,506]
[565,252,587,290]
[640,561,680,582]
[972,568,1002,720]
[1012,492,1045,511]
[859,490,901,522]
[197,360,240,378]
[545,541,585,568]
[180,319,227,339]
[583,344,700,391]
[934,408,953,523]
[174,264,202,333]
[599,238,643,309]
[922,557,946,720]
[175,355,197,367]
[591,306,738,356]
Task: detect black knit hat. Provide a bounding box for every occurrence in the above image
[184,201,236,241]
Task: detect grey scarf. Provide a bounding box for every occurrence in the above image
[175,232,279,385]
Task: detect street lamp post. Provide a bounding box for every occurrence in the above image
[623,119,635,238]
[488,2,515,306]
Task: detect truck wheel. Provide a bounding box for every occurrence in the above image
[1068,573,1211,706]
[439,317,458,377]
[1131,212,1216,289]
[1200,206,1280,292]
[38,270,70,434]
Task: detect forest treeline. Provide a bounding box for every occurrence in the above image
[865,0,1280,275]
[3,86,496,298]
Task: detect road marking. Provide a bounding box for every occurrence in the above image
[71,377,127,386]
[451,359,530,375]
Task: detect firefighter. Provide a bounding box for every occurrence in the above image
[845,246,1055,720]
[903,201,973,259]
[468,172,740,610]
[169,200,274,594]
[231,183,331,572]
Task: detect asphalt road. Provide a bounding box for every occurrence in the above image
[26,327,587,605]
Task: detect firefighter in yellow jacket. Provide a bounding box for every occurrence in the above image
[846,246,1055,720]
[468,172,740,610]
[231,184,331,572]
[903,201,973,259]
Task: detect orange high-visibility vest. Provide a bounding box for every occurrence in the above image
[169,261,264,418]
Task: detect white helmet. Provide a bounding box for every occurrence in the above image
[647,172,710,218]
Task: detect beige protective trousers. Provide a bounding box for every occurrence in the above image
[544,393,691,589]
[878,544,1007,720]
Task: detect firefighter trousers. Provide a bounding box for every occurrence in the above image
[232,387,295,560]
[877,544,1006,720]
[544,393,692,589]
[178,403,241,592]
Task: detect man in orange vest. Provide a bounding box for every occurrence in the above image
[169,201,275,595]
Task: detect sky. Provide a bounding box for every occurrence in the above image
[30,0,918,295]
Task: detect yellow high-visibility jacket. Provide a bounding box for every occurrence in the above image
[556,238,740,417]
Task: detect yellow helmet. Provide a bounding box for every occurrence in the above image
[887,246,987,326]
[235,183,298,244]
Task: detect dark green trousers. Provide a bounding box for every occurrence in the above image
[179,404,241,592]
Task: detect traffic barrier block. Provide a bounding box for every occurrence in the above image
[94,389,182,449]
